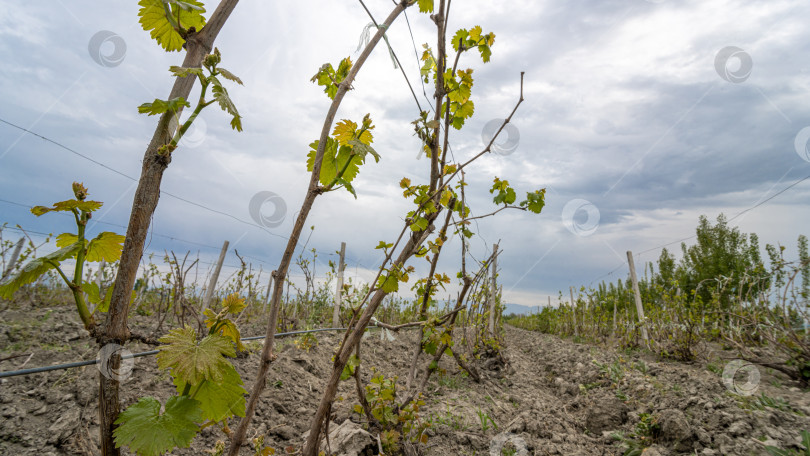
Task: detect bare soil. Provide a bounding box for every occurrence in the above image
[1,306,809,455]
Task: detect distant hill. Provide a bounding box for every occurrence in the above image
[504,303,542,316]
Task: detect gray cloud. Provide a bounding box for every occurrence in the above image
[1,0,809,306]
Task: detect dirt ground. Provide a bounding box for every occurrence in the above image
[1,306,809,455]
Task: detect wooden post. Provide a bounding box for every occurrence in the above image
[263,274,273,311]
[2,237,24,279]
[202,240,229,311]
[626,251,649,344]
[487,243,498,336]
[332,242,346,328]
[97,260,106,290]
[570,286,578,337]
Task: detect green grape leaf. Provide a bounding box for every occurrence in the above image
[454,99,474,120]
[492,187,516,205]
[520,189,546,214]
[468,25,483,41]
[138,97,190,116]
[221,293,246,314]
[86,232,126,263]
[113,396,202,456]
[216,67,243,85]
[157,327,236,385]
[479,44,493,63]
[417,0,433,13]
[81,282,102,305]
[336,56,352,82]
[32,199,102,215]
[306,138,336,185]
[410,217,429,232]
[138,0,207,52]
[56,233,79,248]
[0,242,82,299]
[204,312,245,352]
[340,354,360,381]
[451,29,468,52]
[347,140,380,163]
[424,338,438,356]
[332,119,358,145]
[377,273,399,293]
[172,364,246,422]
[210,79,243,131]
[307,139,361,186]
[336,178,357,198]
[169,65,205,79]
[81,282,128,312]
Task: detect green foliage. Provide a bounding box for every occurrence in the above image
[137,97,191,116]
[117,292,249,454]
[140,47,243,153]
[490,177,516,206]
[355,372,429,454]
[443,68,475,129]
[0,242,81,300]
[521,189,546,214]
[138,0,206,52]
[157,327,236,385]
[376,264,414,294]
[0,183,125,329]
[450,25,496,63]
[203,292,247,351]
[679,214,767,308]
[611,413,660,456]
[340,354,360,381]
[489,178,546,214]
[113,396,202,456]
[171,363,246,422]
[310,57,352,99]
[306,114,379,197]
[475,408,498,432]
[416,0,434,14]
[293,332,318,352]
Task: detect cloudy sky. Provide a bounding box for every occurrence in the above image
[1,0,809,307]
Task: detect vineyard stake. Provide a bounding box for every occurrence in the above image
[332,241,346,328]
[627,250,649,344]
[570,286,578,337]
[1,237,24,279]
[202,240,229,311]
[487,243,499,336]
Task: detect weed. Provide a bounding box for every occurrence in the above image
[632,360,649,375]
[594,359,625,386]
[612,412,660,456]
[706,362,722,375]
[476,408,498,433]
[294,332,318,352]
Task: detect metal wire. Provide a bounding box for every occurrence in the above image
[0,327,355,379]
